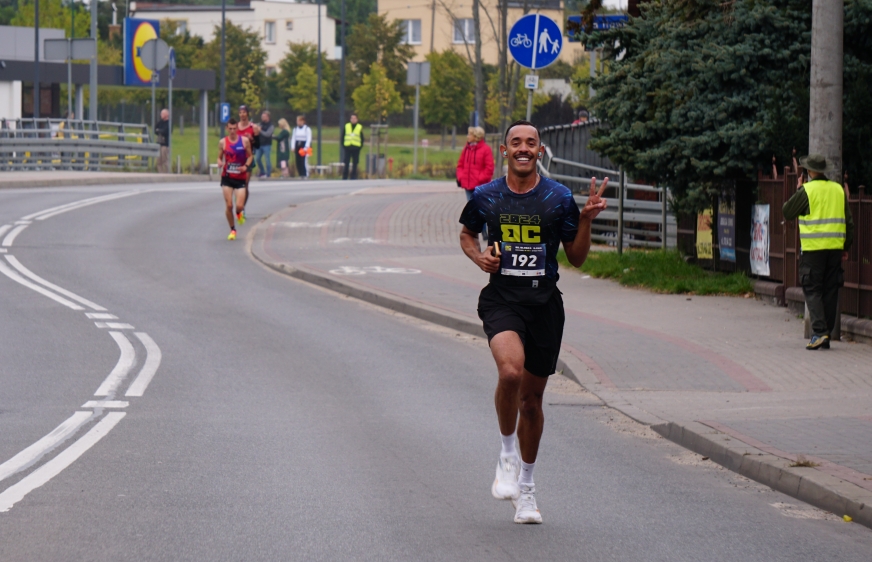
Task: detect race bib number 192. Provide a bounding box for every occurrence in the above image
[500,242,545,277]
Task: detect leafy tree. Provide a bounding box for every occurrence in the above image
[352,62,403,122]
[346,13,414,100]
[0,0,18,26]
[420,51,473,129]
[201,21,267,109]
[287,63,320,114]
[485,70,546,127]
[588,0,811,216]
[843,0,872,191]
[267,42,338,106]
[12,0,91,37]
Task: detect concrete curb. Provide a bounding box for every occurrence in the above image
[250,224,872,530]
[0,174,211,189]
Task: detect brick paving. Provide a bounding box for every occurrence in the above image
[252,181,872,487]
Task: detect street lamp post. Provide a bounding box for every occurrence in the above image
[220,0,226,137]
[34,0,39,120]
[338,0,346,165]
[316,0,322,167]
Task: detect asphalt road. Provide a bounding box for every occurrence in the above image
[0,181,870,561]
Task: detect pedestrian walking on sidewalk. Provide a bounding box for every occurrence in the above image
[275,118,291,178]
[458,119,608,524]
[783,154,854,350]
[256,110,275,178]
[342,113,364,180]
[155,108,170,174]
[292,115,312,178]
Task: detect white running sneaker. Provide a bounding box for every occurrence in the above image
[512,484,543,524]
[491,455,521,500]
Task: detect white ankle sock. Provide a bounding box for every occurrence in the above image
[518,461,535,486]
[500,433,517,458]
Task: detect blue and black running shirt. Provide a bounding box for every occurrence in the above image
[459,176,581,304]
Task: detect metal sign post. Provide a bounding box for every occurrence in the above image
[140,38,170,138]
[45,38,96,119]
[406,61,431,174]
[168,47,175,169]
[508,14,562,122]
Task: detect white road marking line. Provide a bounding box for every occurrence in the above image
[0,412,126,513]
[94,332,136,397]
[5,256,107,311]
[81,400,129,409]
[14,221,32,225]
[94,322,135,330]
[0,412,93,484]
[0,225,11,239]
[21,191,140,221]
[2,224,28,247]
[0,249,6,253]
[0,259,84,310]
[85,312,117,319]
[125,333,162,397]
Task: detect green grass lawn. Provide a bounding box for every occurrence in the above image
[558,248,754,296]
[169,126,464,177]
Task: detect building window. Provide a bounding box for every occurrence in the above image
[175,20,187,36]
[400,19,421,45]
[285,20,294,31]
[264,21,276,44]
[266,66,277,76]
[453,19,475,44]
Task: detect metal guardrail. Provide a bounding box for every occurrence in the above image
[0,118,159,172]
[538,144,675,251]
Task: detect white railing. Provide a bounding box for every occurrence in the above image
[0,118,159,172]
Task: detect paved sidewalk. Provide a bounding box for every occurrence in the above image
[250,181,872,527]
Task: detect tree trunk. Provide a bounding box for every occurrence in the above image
[441,125,446,150]
[496,0,508,172]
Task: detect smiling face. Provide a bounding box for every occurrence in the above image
[501,124,541,178]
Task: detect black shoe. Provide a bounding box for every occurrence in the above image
[806,335,829,350]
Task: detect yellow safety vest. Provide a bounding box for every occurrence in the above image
[344,123,362,147]
[798,179,847,251]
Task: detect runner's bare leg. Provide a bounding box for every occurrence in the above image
[222,186,236,229]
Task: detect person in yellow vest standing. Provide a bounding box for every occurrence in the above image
[342,113,364,180]
[783,154,854,350]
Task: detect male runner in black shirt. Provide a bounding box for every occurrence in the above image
[459,120,608,524]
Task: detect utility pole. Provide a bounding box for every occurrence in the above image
[220,0,226,137]
[90,0,97,121]
[806,0,845,340]
[429,0,435,53]
[34,0,39,119]
[338,0,346,165]
[316,0,322,166]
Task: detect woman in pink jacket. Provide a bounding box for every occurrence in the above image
[456,126,495,200]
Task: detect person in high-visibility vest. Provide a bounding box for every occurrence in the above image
[783,154,854,350]
[342,113,364,180]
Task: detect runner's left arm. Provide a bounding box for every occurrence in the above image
[242,138,253,172]
[563,176,608,267]
[217,138,225,168]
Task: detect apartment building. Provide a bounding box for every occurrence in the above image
[379,0,584,64]
[130,0,337,73]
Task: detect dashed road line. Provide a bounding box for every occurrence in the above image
[81,401,129,409]
[94,332,136,397]
[94,322,135,330]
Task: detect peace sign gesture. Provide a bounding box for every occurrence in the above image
[581,176,609,221]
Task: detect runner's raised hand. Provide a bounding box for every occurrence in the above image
[581,176,609,221]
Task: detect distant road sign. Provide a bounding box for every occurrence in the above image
[140,38,170,72]
[567,14,629,42]
[406,61,431,86]
[508,14,562,70]
[220,103,231,124]
[44,38,97,61]
[524,74,539,90]
[169,47,176,80]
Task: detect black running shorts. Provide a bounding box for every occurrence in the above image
[477,284,565,377]
[221,176,246,189]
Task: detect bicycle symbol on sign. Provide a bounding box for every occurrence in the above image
[510,33,533,48]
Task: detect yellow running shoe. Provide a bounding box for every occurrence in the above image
[227,229,237,241]
[237,211,246,225]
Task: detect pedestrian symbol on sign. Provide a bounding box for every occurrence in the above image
[508,14,563,70]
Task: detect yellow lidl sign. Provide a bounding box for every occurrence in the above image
[123,18,160,86]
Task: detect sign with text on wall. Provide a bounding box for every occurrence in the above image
[718,197,736,262]
[696,208,713,260]
[750,204,770,276]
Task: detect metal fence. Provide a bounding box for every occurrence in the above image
[539,122,675,250]
[0,118,158,172]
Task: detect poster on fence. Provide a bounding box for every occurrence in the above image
[696,208,713,259]
[718,197,736,262]
[750,204,770,276]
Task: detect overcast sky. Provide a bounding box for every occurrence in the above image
[602,0,628,8]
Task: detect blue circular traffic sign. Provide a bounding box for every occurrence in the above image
[508,14,563,70]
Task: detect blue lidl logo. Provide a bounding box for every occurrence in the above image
[123,18,160,86]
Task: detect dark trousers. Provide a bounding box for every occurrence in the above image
[799,249,844,336]
[342,146,361,180]
[294,141,307,177]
